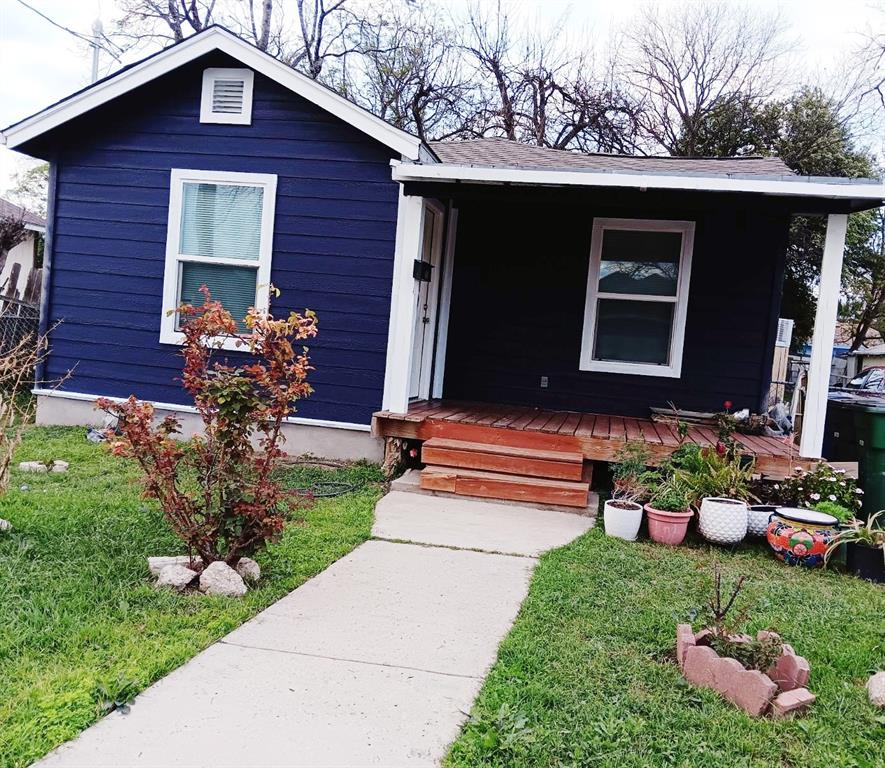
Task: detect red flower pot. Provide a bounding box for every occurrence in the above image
[644,504,693,546]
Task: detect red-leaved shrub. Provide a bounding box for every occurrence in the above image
[98,286,318,566]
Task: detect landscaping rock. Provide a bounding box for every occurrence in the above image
[694,628,714,646]
[867,671,885,707]
[0,518,11,533]
[676,624,695,667]
[756,630,781,643]
[199,561,247,597]
[50,460,69,473]
[767,652,810,692]
[771,688,816,718]
[683,645,718,688]
[711,656,745,697]
[156,564,197,591]
[18,461,48,473]
[235,557,261,583]
[148,555,202,577]
[726,670,777,717]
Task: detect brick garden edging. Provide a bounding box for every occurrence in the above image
[676,624,816,717]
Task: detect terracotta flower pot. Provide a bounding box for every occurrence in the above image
[604,499,643,541]
[644,504,693,546]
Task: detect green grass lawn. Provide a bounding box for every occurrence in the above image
[0,426,382,768]
[447,528,885,768]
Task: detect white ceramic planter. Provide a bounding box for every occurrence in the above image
[698,497,748,544]
[747,505,778,537]
[603,499,643,541]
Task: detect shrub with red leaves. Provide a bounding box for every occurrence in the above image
[98,286,318,566]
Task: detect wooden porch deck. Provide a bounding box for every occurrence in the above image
[372,400,814,477]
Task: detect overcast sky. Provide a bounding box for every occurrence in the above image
[0,0,880,196]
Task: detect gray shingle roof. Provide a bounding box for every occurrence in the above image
[0,197,45,229]
[429,138,794,177]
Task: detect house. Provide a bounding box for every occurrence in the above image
[2,28,883,506]
[0,196,44,307]
[848,342,885,378]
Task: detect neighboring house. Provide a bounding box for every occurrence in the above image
[796,321,874,384]
[1,28,883,487]
[849,343,885,376]
[0,196,44,306]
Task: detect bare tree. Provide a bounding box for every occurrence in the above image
[462,1,522,140]
[856,4,885,113]
[289,0,354,79]
[624,1,790,155]
[115,0,219,44]
[347,6,470,141]
[458,2,642,152]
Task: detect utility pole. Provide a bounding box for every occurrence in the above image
[91,18,104,83]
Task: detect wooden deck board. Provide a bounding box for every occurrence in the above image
[559,411,583,436]
[373,400,815,470]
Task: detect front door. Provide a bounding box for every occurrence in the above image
[409,201,444,400]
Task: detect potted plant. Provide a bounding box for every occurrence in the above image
[644,477,693,546]
[826,511,885,583]
[604,442,650,541]
[667,443,754,545]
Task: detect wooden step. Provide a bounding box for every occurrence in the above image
[421,437,584,481]
[420,466,590,508]
[425,419,583,452]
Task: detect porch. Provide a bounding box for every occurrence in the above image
[373,399,813,479]
[383,153,883,477]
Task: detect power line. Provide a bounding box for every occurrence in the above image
[13,0,123,60]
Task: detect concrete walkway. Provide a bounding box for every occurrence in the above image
[37,492,593,768]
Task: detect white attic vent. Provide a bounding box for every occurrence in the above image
[775,317,794,348]
[200,68,254,125]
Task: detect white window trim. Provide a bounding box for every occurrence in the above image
[200,67,254,125]
[579,217,695,378]
[160,168,277,351]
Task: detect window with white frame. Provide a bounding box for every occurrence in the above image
[160,169,276,346]
[579,218,694,378]
[200,68,254,125]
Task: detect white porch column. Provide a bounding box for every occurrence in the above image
[381,189,424,413]
[800,213,848,459]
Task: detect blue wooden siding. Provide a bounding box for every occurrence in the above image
[441,191,788,417]
[32,52,399,425]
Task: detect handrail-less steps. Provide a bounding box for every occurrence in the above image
[419,437,590,508]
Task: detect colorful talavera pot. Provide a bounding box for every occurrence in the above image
[766,507,839,568]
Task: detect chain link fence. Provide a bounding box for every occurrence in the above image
[0,297,39,356]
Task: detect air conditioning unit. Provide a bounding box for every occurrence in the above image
[775,318,794,348]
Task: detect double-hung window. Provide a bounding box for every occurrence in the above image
[580,218,694,378]
[160,169,277,347]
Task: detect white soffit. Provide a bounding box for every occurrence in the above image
[391,161,885,202]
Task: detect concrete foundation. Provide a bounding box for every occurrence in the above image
[35,393,383,462]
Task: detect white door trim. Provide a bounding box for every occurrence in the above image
[432,204,459,399]
[410,198,446,401]
[381,190,424,413]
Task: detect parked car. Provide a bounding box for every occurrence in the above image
[839,366,885,397]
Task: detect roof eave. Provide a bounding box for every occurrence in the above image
[391,161,885,207]
[1,27,426,161]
